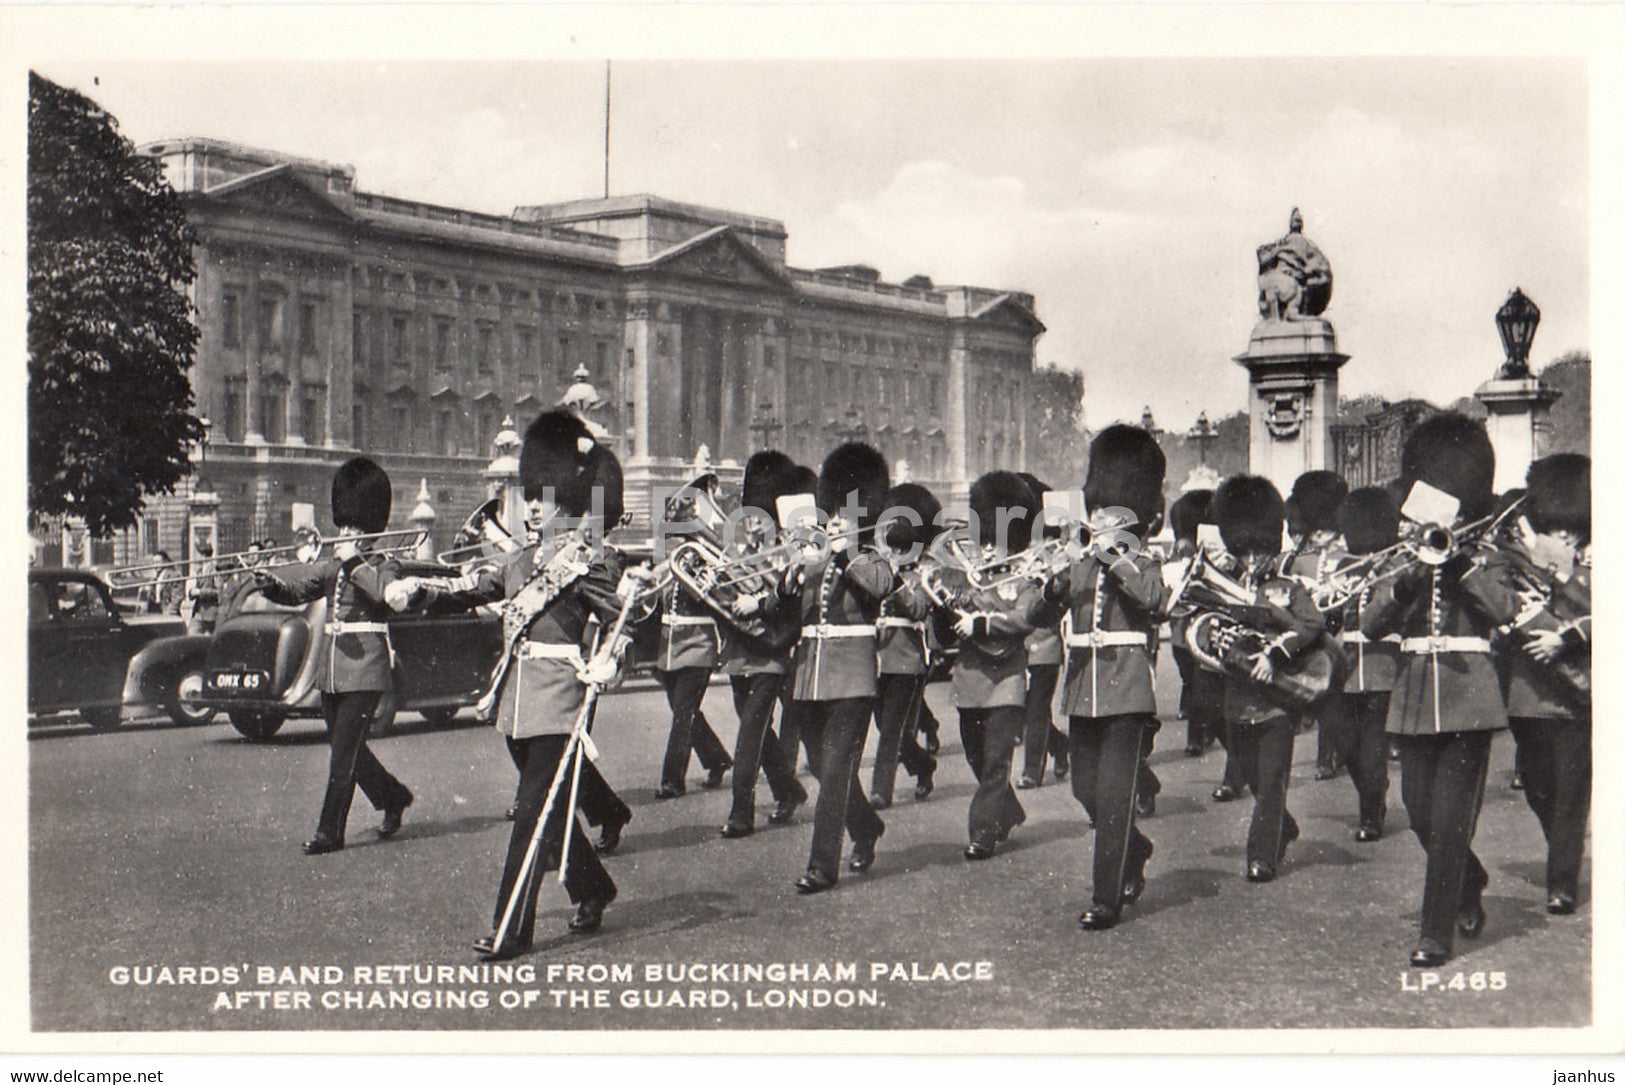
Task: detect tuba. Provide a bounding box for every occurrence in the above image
[1174,551,1347,710]
[1501,545,1591,710]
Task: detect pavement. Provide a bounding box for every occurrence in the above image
[28,656,1591,1035]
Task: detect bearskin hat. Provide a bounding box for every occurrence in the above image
[1286,471,1348,537]
[331,456,392,535]
[741,451,800,519]
[787,465,818,500]
[816,442,889,529]
[879,482,943,553]
[1339,486,1400,555]
[1525,453,1590,542]
[1167,489,1214,546]
[1400,412,1496,521]
[970,471,1038,555]
[519,409,622,524]
[1084,425,1166,539]
[1212,474,1285,557]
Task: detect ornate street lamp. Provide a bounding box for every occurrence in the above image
[1187,410,1217,466]
[1495,287,1541,379]
[1140,406,1157,434]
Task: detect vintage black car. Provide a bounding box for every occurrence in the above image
[28,569,190,729]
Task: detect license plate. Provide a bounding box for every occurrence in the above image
[207,669,270,694]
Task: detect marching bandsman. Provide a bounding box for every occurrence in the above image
[1016,474,1069,790]
[785,443,897,894]
[1210,474,1324,884]
[867,482,943,809]
[949,471,1045,861]
[1041,426,1167,929]
[1284,471,1351,780]
[1360,413,1521,968]
[717,450,811,837]
[1503,453,1591,916]
[253,457,415,856]
[395,410,639,959]
[1325,486,1403,842]
[651,474,734,799]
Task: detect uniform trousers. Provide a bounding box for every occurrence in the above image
[959,706,1027,844]
[1020,664,1069,781]
[1394,730,1492,953]
[1069,713,1156,914]
[1314,702,1347,774]
[496,733,617,948]
[779,688,805,772]
[656,666,732,790]
[1508,715,1590,900]
[1322,692,1391,830]
[316,691,413,844]
[1173,647,1225,753]
[1228,713,1299,869]
[506,737,629,830]
[727,673,806,826]
[869,674,936,805]
[797,698,884,881]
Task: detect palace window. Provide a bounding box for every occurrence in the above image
[352,402,368,450]
[221,292,242,350]
[261,381,287,444]
[518,328,537,380]
[557,335,572,378]
[352,313,367,369]
[222,382,244,442]
[433,317,454,371]
[258,296,284,353]
[298,301,318,356]
[476,323,494,376]
[301,389,324,445]
[390,405,412,452]
[594,340,609,382]
[389,313,409,367]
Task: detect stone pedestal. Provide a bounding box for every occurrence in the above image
[1234,318,1348,496]
[188,487,221,567]
[1475,375,1560,494]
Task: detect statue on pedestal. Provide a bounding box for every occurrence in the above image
[1257,208,1332,322]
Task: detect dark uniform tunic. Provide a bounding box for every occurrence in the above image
[786,548,897,882]
[870,567,937,806]
[260,552,414,846]
[1503,557,1591,903]
[1044,550,1166,914]
[1362,547,1520,955]
[1324,555,1401,834]
[1287,542,1350,772]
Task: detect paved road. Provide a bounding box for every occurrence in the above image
[29,659,1590,1034]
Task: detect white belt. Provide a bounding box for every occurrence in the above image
[877,617,926,632]
[803,624,877,639]
[1401,636,1492,654]
[1341,632,1401,646]
[662,614,716,627]
[1066,631,1148,648]
[328,622,389,635]
[519,642,586,662]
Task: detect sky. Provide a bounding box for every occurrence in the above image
[34,57,1590,433]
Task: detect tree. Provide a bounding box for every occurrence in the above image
[1539,350,1589,456]
[1023,365,1088,487]
[28,71,203,537]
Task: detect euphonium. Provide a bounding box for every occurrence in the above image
[666,533,799,651]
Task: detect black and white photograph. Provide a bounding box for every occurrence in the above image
[4,1,1622,1066]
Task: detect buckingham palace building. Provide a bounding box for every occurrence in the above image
[129,138,1048,553]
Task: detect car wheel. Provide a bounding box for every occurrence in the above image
[419,705,459,728]
[228,710,285,741]
[167,668,218,727]
[80,705,122,730]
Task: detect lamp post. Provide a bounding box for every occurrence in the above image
[1140,406,1157,434]
[1187,410,1217,466]
[187,416,219,569]
[749,398,783,449]
[1476,287,1559,493]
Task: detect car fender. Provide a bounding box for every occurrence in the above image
[123,634,212,708]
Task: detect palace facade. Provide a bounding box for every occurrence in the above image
[125,138,1046,556]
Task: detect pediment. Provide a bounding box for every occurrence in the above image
[203,164,355,224]
[967,294,1047,337]
[635,226,789,290]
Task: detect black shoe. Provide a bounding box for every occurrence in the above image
[504,803,517,822]
[1053,760,1069,782]
[473,933,529,961]
[655,783,684,800]
[1135,792,1156,818]
[1078,908,1118,931]
[702,764,731,790]
[569,891,615,934]
[1313,766,1337,781]
[1246,860,1275,883]
[1121,872,1146,906]
[869,792,892,811]
[595,812,630,855]
[719,820,754,839]
[848,837,877,873]
[767,791,806,825]
[1016,774,1040,790]
[1457,899,1486,939]
[964,838,996,861]
[1184,743,1203,757]
[1212,785,1238,803]
[1355,825,1383,843]
[378,795,412,839]
[302,835,342,856]
[914,767,935,801]
[795,869,836,895]
[1409,942,1449,968]
[1547,891,1577,915]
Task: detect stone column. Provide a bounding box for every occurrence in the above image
[1235,319,1347,495]
[945,326,972,505]
[408,478,437,560]
[1476,376,1560,494]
